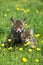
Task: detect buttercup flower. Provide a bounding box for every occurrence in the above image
[8,47,13,50]
[28,49,32,52]
[4,14,7,17]
[41,40,43,44]
[16,8,20,10]
[36,9,39,13]
[1,43,5,47]
[31,46,36,49]
[8,39,12,42]
[35,34,40,38]
[22,57,28,62]
[24,44,27,46]
[24,42,31,46]
[25,23,28,26]
[35,59,39,62]
[26,9,30,13]
[23,10,27,13]
[36,48,41,51]
[26,42,31,45]
[7,9,10,12]
[19,47,23,51]
[23,9,30,13]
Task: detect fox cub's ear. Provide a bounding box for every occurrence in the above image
[21,17,26,22]
[29,28,34,36]
[10,17,16,25]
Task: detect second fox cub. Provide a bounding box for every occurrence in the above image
[4,17,26,47]
[21,29,36,47]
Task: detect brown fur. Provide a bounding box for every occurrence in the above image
[21,29,36,47]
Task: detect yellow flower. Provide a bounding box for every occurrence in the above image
[36,9,39,13]
[24,44,27,46]
[23,9,30,13]
[8,47,13,50]
[35,59,39,62]
[36,48,41,51]
[28,49,32,52]
[41,40,43,44]
[22,57,28,62]
[25,24,28,26]
[26,9,30,13]
[31,46,36,49]
[23,10,27,13]
[19,48,23,51]
[7,9,10,12]
[35,34,40,38]
[25,25,29,29]
[24,42,31,46]
[26,42,31,45]
[16,8,20,10]
[1,43,5,47]
[25,23,29,29]
[4,14,7,17]
[8,39,12,42]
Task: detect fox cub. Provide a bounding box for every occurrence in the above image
[21,29,36,47]
[4,17,26,47]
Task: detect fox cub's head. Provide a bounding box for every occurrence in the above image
[10,17,26,33]
[21,29,34,42]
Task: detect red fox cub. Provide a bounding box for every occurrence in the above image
[21,29,36,47]
[4,17,26,47]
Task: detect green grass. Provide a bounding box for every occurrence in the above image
[0,0,43,65]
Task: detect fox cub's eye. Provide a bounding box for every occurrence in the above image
[14,26,17,28]
[20,27,22,28]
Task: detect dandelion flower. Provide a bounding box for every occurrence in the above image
[26,42,31,45]
[23,10,27,13]
[8,47,13,50]
[35,59,39,63]
[25,25,29,29]
[28,49,32,52]
[41,40,43,44]
[25,24,28,26]
[36,48,41,51]
[16,8,20,10]
[23,9,30,13]
[31,46,36,49]
[24,42,31,46]
[19,47,23,51]
[35,34,40,38]
[24,44,27,46]
[8,39,12,42]
[4,14,7,17]
[22,57,28,62]
[1,43,5,47]
[7,9,10,12]
[26,9,30,13]
[36,9,39,13]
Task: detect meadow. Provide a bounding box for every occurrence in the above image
[0,0,43,65]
